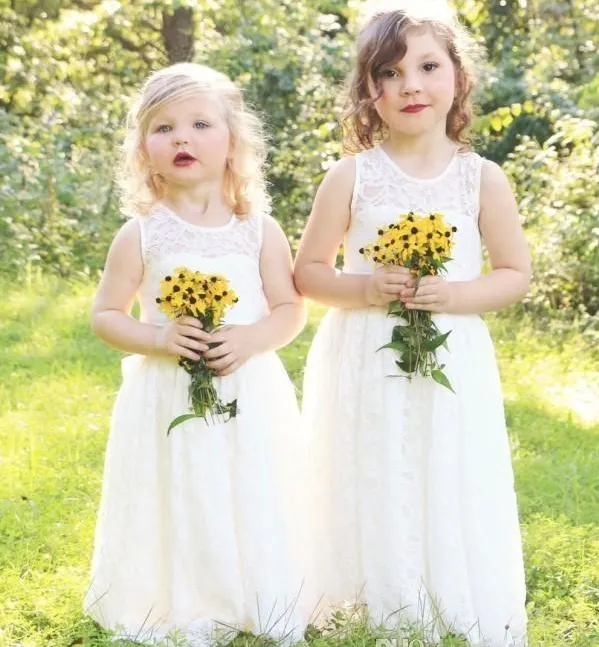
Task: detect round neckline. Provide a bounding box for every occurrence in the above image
[378,146,460,183]
[158,202,236,231]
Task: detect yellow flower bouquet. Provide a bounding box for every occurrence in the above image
[156,266,239,434]
[359,211,457,392]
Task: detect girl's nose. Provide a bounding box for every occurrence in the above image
[401,74,423,96]
[172,129,189,146]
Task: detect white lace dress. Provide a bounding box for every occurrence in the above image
[302,148,528,646]
[85,204,311,646]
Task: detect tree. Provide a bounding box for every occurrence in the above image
[0,0,597,322]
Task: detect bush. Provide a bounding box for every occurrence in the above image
[503,115,599,322]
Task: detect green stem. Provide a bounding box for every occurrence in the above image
[170,310,238,431]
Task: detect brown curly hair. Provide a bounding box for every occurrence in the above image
[342,7,480,154]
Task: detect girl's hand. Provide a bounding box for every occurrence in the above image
[202,324,257,376]
[365,266,412,306]
[399,275,454,312]
[155,316,212,362]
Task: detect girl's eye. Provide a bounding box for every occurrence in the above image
[156,124,171,133]
[194,121,209,129]
[381,69,399,79]
[423,62,439,72]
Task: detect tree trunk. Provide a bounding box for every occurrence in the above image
[162,6,195,64]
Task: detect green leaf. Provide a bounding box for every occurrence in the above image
[387,300,406,316]
[391,325,410,340]
[167,413,202,436]
[431,369,455,393]
[396,356,417,373]
[422,330,452,351]
[378,341,407,353]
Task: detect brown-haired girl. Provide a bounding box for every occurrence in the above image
[295,3,530,644]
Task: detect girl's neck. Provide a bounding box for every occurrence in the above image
[384,125,457,157]
[382,129,459,178]
[162,183,231,227]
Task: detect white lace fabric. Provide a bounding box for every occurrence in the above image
[345,147,483,280]
[302,147,528,646]
[137,204,268,327]
[84,203,314,645]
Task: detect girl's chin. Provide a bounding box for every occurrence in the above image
[165,172,224,187]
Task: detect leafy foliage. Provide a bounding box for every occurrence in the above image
[503,116,599,321]
[0,0,597,323]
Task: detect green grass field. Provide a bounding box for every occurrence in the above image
[1,278,598,647]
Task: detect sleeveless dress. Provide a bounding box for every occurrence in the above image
[84,204,311,646]
[302,148,528,646]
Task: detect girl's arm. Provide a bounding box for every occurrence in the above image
[400,160,532,314]
[203,215,306,376]
[293,157,411,308]
[91,220,209,360]
[252,214,307,351]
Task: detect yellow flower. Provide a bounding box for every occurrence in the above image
[173,266,191,281]
[360,211,457,392]
[360,211,456,274]
[157,267,238,328]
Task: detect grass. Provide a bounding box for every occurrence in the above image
[0,278,598,647]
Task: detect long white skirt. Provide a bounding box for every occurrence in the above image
[85,352,313,646]
[302,307,527,646]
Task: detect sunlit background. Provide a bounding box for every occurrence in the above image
[0,1,597,645]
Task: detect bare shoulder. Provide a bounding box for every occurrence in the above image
[320,155,356,193]
[478,158,519,225]
[111,217,142,248]
[260,214,292,260]
[103,217,143,271]
[480,158,513,195]
[262,213,284,234]
[310,155,357,222]
[261,213,288,243]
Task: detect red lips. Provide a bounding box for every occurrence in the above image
[173,152,196,166]
[401,104,428,113]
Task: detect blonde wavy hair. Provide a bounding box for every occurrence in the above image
[342,3,480,154]
[120,63,269,217]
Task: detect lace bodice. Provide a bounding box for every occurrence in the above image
[345,147,484,282]
[136,203,268,326]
